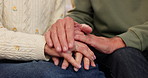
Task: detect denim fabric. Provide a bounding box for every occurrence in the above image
[0,60,105,78]
[94,47,148,78]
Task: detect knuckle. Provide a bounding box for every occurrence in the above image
[88,49,94,55]
[57,19,62,22]
[51,24,56,29]
[65,17,72,20]
[45,32,50,36]
[85,36,91,42]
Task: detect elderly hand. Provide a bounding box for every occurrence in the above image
[44,44,81,69]
[45,42,96,71]
[45,17,75,52]
[75,34,125,54]
[51,52,96,72]
[44,17,92,52]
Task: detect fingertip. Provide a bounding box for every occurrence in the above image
[92,63,96,67]
[68,43,74,49]
[94,56,96,60]
[61,66,67,70]
[85,65,89,70]
[91,56,96,61]
[54,61,59,66]
[48,43,53,48]
[78,64,81,69]
[91,61,96,67]
[56,47,61,52]
[63,46,68,52]
[74,68,79,72]
[75,64,81,69]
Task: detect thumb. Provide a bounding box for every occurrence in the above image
[74,22,92,34]
[80,24,92,34]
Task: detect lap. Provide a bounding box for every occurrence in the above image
[94,47,148,78]
[0,60,105,78]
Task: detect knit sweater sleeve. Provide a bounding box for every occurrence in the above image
[48,0,65,27]
[67,0,94,29]
[0,1,48,61]
[117,22,148,51]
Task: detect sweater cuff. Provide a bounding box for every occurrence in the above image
[32,35,50,61]
[117,29,142,51]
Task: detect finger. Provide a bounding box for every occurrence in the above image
[61,59,69,70]
[57,19,68,52]
[65,17,75,49]
[74,52,83,71]
[51,25,62,52]
[74,22,92,34]
[75,41,95,61]
[84,57,90,70]
[78,48,94,61]
[44,45,61,57]
[74,29,84,35]
[75,34,94,47]
[45,31,53,47]
[52,57,60,66]
[74,22,81,31]
[91,61,96,67]
[80,24,92,34]
[87,47,96,60]
[61,53,81,69]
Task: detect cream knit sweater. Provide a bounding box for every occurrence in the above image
[0,0,66,61]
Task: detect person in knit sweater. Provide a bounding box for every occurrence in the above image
[0,0,105,78]
[46,0,148,78]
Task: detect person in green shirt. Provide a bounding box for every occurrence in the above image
[45,0,148,78]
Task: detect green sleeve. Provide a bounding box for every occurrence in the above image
[67,0,94,29]
[118,22,148,51]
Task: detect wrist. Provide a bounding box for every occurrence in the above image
[110,37,126,52]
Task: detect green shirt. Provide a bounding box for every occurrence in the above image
[68,0,148,51]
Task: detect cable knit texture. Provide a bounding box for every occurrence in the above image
[0,0,65,61]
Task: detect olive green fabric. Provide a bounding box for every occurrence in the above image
[68,0,148,51]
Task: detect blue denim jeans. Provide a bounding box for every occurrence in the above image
[94,47,148,78]
[0,60,105,78]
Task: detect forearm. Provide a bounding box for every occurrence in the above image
[0,28,48,61]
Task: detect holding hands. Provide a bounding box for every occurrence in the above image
[44,16,125,71]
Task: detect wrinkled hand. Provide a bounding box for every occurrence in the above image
[45,17,75,52]
[52,52,96,72]
[44,44,81,69]
[45,42,96,71]
[75,34,125,54]
[44,17,92,52]
[74,26,96,60]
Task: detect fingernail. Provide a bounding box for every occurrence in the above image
[54,61,58,66]
[63,46,68,52]
[85,65,89,70]
[93,56,96,60]
[56,47,61,52]
[78,65,81,69]
[62,66,67,70]
[74,68,79,72]
[69,43,73,49]
[92,56,95,60]
[49,43,53,47]
[92,64,96,67]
